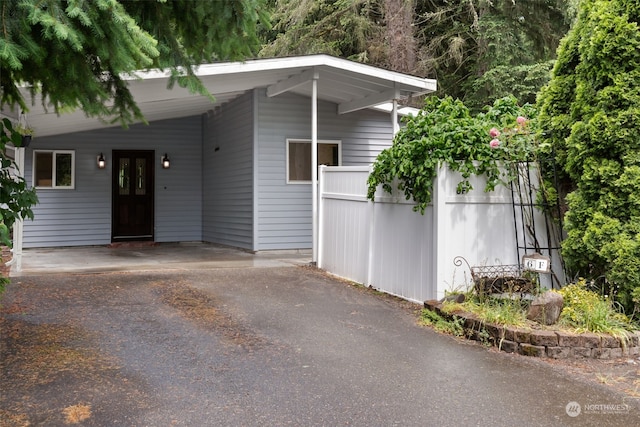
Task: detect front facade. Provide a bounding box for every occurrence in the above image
[21,88,395,251]
[6,55,436,259]
[23,115,203,248]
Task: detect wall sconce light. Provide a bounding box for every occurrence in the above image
[161,153,170,169]
[97,153,106,169]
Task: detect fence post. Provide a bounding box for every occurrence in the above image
[366,165,375,287]
[317,165,326,269]
[433,166,449,300]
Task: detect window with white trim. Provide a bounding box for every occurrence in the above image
[33,150,75,189]
[287,139,341,183]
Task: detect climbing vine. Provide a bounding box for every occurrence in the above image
[367,96,537,214]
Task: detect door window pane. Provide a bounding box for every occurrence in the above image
[135,158,146,195]
[119,158,130,195]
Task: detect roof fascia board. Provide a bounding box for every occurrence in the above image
[319,55,436,92]
[133,55,436,94]
[338,88,400,115]
[266,68,319,98]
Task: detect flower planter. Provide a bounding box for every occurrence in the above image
[21,135,32,147]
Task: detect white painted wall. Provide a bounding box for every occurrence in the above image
[319,165,562,303]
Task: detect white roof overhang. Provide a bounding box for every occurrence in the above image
[4,54,436,137]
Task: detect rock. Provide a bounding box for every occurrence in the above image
[439,293,466,303]
[527,291,564,325]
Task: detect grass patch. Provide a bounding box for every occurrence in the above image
[420,309,464,336]
[441,296,528,327]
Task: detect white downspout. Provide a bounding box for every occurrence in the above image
[311,74,319,264]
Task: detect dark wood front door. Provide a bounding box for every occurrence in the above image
[112,150,154,241]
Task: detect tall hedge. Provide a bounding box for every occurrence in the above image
[537,0,640,311]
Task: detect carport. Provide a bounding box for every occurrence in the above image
[3,55,436,273]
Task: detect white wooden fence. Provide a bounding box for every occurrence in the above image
[318,165,562,303]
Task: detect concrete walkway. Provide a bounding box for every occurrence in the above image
[13,242,312,275]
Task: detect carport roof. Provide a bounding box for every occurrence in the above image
[6,54,436,137]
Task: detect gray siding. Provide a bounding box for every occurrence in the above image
[21,89,394,251]
[23,117,202,248]
[202,92,254,249]
[255,89,394,250]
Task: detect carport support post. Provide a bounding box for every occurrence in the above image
[11,147,25,273]
[392,98,400,136]
[312,75,319,264]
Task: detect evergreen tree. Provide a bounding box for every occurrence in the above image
[0,0,268,124]
[416,0,570,109]
[260,0,383,63]
[537,0,640,311]
[261,1,570,109]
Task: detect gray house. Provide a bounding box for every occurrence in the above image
[5,55,436,264]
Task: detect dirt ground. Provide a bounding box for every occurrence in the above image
[1,268,639,426]
[542,353,640,400]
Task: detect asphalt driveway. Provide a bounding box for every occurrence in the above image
[1,265,638,426]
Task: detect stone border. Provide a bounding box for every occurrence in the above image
[424,300,640,359]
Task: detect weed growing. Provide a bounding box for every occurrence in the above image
[441,295,528,327]
[420,309,464,336]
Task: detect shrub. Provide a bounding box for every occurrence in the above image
[555,280,635,335]
[537,0,640,313]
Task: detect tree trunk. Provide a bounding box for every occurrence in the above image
[383,0,417,74]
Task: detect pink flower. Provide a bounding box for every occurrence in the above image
[489,127,501,137]
[516,116,527,125]
[490,139,500,148]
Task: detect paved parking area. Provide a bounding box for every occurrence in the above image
[2,259,638,426]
